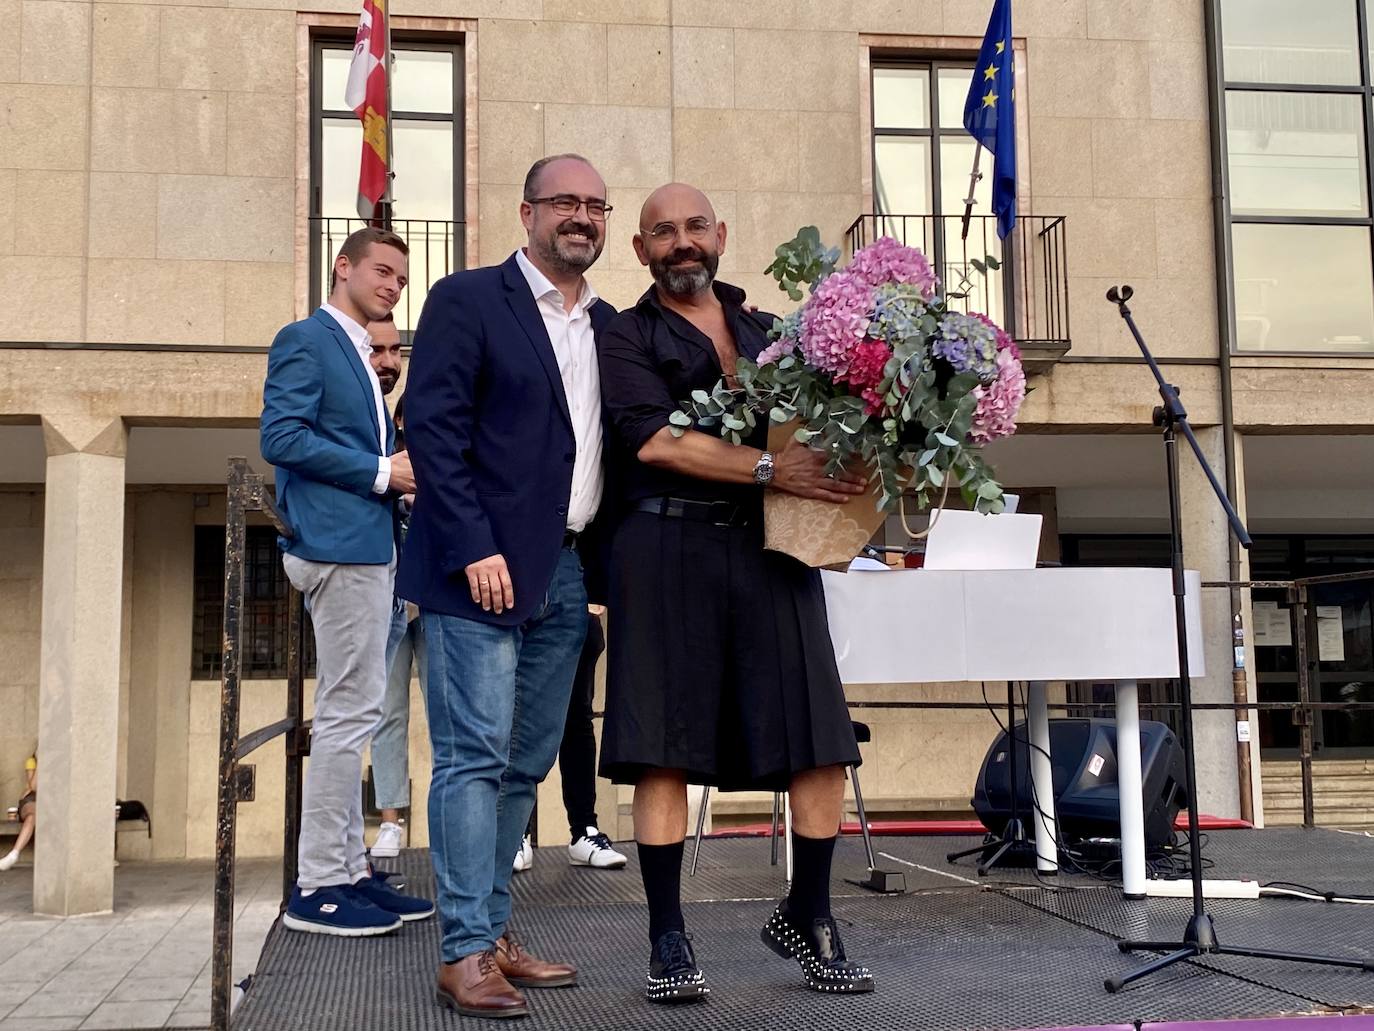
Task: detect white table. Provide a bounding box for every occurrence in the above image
[822,567,1205,898]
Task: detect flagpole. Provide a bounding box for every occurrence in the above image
[959,142,983,243]
[381,0,394,230]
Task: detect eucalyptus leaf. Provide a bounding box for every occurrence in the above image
[668,410,692,427]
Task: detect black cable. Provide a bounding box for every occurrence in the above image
[972,683,1217,884]
[966,682,1114,887]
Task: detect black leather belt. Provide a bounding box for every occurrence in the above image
[633,497,756,527]
[562,529,579,550]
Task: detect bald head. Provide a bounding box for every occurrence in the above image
[639,183,716,231]
[634,182,728,299]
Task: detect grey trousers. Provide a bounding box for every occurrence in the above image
[283,551,394,889]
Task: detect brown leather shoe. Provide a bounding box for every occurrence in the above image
[495,931,578,988]
[435,951,528,1019]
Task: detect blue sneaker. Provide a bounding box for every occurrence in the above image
[352,875,436,921]
[283,885,402,937]
[369,865,407,890]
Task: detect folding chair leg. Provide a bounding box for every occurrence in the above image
[689,785,711,877]
[849,765,877,871]
[770,792,782,866]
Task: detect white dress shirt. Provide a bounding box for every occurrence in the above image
[321,303,391,495]
[515,249,604,533]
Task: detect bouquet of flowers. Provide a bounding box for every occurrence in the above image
[670,227,1026,567]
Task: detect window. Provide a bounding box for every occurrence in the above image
[310,36,465,336]
[870,61,1003,324]
[192,526,316,679]
[1221,0,1374,353]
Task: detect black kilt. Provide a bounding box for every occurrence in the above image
[599,509,861,791]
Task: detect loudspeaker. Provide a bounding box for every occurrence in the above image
[971,718,1187,851]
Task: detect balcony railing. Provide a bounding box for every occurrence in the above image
[845,214,1070,373]
[309,216,465,339]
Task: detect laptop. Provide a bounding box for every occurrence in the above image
[921,507,1043,571]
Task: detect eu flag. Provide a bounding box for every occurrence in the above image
[963,0,1016,239]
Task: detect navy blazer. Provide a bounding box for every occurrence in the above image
[396,254,616,625]
[260,308,396,564]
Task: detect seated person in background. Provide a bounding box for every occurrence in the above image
[1,752,37,871]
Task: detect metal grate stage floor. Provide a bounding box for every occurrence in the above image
[231,829,1374,1031]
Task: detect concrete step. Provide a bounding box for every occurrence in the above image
[1263,759,1374,776]
[1265,782,1374,799]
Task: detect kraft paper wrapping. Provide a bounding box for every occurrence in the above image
[762,421,888,569]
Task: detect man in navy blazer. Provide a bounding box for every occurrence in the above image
[398,155,615,1018]
[260,226,434,937]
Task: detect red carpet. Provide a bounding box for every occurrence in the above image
[706,812,1251,838]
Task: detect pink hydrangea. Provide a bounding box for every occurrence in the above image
[846,236,940,299]
[797,269,875,376]
[969,347,1026,443]
[755,336,797,366]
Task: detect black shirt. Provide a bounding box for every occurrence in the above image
[598,280,776,508]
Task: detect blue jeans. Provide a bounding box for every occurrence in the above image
[373,600,428,811]
[422,547,589,962]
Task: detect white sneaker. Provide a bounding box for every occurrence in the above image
[0,850,18,871]
[569,827,628,869]
[371,821,404,859]
[513,835,533,873]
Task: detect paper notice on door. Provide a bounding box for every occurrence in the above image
[1252,601,1292,647]
[1317,606,1346,662]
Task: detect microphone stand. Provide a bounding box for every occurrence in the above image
[1102,285,1371,992]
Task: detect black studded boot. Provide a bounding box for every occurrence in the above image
[761,901,874,993]
[645,930,710,1003]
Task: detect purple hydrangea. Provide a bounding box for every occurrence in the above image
[933,312,999,381]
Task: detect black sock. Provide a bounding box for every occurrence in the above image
[786,831,837,926]
[637,841,686,945]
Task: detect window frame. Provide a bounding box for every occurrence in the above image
[868,54,1014,334]
[192,525,317,680]
[307,32,467,313]
[870,59,980,219]
[1219,0,1374,357]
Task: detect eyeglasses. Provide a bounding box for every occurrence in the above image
[527,195,613,221]
[644,218,715,243]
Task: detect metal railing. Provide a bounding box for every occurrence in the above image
[845,213,1070,372]
[212,458,306,1031]
[309,216,465,337]
[1203,569,1374,829]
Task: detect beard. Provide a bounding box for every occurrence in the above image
[650,246,719,298]
[534,220,603,276]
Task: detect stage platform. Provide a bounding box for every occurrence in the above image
[231,828,1374,1031]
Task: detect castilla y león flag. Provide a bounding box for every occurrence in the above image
[344,0,389,220]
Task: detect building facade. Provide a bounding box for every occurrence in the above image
[2,0,1373,915]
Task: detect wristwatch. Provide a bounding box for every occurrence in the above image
[753,451,775,486]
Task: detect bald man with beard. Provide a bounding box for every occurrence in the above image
[596,183,875,1005]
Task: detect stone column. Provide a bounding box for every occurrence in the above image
[1230,433,1265,825]
[1178,424,1245,818]
[127,491,195,859]
[34,415,127,916]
